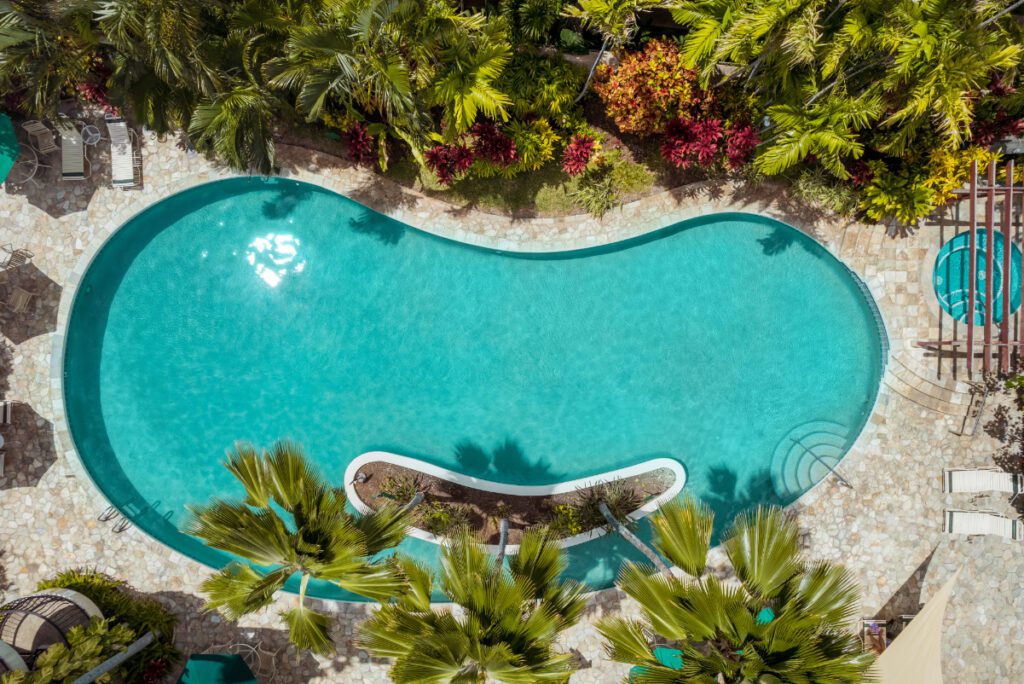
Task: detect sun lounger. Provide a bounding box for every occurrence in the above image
[105,115,138,188]
[0,245,33,271]
[943,468,1022,498]
[55,118,88,181]
[21,120,58,154]
[944,509,1021,540]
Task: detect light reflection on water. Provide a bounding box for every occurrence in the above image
[245,233,306,288]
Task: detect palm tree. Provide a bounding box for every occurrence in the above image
[0,1,98,116]
[563,0,665,102]
[185,440,410,655]
[188,84,280,174]
[599,498,874,683]
[755,92,883,179]
[358,528,587,683]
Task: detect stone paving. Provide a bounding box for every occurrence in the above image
[0,121,1021,682]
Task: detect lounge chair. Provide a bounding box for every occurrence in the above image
[0,245,33,271]
[7,287,35,314]
[943,509,1022,540]
[105,115,138,188]
[943,468,1022,499]
[21,120,58,155]
[861,619,888,655]
[55,118,89,181]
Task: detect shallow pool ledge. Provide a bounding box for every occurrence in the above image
[343,452,687,554]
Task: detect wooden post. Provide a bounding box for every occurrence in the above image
[967,161,977,377]
[984,161,996,374]
[1003,160,1014,372]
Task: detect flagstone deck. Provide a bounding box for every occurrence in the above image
[0,125,1021,682]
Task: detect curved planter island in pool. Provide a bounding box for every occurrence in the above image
[344,452,688,553]
[59,177,886,600]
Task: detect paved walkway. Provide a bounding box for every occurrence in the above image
[0,126,1021,682]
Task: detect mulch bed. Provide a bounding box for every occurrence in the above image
[352,460,675,544]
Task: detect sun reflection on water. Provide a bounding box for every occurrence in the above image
[245,233,306,288]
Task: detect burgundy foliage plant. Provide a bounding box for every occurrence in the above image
[424,142,475,185]
[471,122,517,166]
[724,124,759,170]
[660,118,723,169]
[345,123,376,166]
[561,134,596,177]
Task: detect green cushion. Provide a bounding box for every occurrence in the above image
[177,654,259,683]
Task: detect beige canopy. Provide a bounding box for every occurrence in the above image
[874,568,961,684]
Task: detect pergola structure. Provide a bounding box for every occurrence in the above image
[918,158,1023,377]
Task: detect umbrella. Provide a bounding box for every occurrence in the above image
[873,568,961,684]
[0,114,18,184]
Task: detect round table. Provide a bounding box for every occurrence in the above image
[5,144,38,185]
[81,125,102,146]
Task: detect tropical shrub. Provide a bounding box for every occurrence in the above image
[186,441,410,655]
[358,529,586,683]
[424,142,476,185]
[345,123,376,166]
[498,53,584,123]
[561,133,597,176]
[502,0,564,43]
[36,569,179,683]
[503,118,560,175]
[594,39,701,136]
[419,501,472,537]
[570,164,618,217]
[599,499,875,682]
[0,619,136,684]
[724,123,760,170]
[793,168,861,218]
[377,474,423,503]
[859,162,936,226]
[470,121,518,167]
[559,28,587,53]
[548,503,584,536]
[660,118,759,172]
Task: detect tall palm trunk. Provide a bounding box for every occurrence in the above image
[598,501,670,573]
[575,36,609,103]
[493,517,509,574]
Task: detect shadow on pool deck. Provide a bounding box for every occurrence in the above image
[0,402,58,491]
[0,263,62,345]
[155,589,375,683]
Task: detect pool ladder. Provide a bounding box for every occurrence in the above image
[98,505,133,533]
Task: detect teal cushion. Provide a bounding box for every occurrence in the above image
[653,646,684,669]
[756,607,776,625]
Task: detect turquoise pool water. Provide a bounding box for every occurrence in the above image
[933,230,1022,324]
[64,178,884,599]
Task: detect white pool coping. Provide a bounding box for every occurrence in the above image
[343,451,687,553]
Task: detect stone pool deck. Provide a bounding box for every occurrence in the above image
[0,128,1021,682]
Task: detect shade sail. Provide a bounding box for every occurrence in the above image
[874,568,961,684]
[0,114,17,183]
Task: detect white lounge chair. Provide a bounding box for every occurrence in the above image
[105,115,138,188]
[22,120,58,154]
[944,509,1022,540]
[55,118,89,181]
[943,468,1022,498]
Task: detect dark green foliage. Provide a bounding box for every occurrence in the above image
[0,618,135,684]
[497,52,583,123]
[35,569,179,683]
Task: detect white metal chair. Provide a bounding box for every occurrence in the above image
[55,118,89,181]
[21,120,58,155]
[105,115,138,188]
[944,509,1022,540]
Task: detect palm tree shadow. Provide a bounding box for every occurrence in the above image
[453,438,560,483]
[261,182,316,219]
[347,209,406,246]
[0,401,58,490]
[702,465,792,540]
[154,590,372,682]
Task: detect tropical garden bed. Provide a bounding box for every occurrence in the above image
[351,459,676,543]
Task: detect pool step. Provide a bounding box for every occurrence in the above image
[883,359,972,417]
[771,420,852,498]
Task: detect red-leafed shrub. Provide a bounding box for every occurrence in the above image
[846,159,874,188]
[972,111,1024,147]
[724,124,759,170]
[471,122,517,166]
[561,134,596,177]
[425,142,474,185]
[594,39,703,136]
[660,118,723,169]
[345,123,376,166]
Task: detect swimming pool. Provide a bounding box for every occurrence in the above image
[63,177,885,599]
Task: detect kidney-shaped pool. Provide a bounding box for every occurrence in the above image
[63,177,884,599]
